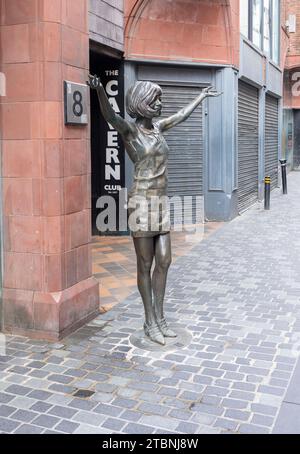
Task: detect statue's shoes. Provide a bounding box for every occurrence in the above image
[157,317,177,338]
[144,322,165,345]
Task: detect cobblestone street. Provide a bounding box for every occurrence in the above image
[1,172,300,434]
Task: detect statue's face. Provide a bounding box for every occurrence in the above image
[149,94,162,117]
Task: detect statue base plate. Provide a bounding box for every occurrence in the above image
[129,326,192,352]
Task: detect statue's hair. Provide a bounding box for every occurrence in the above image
[126,81,162,119]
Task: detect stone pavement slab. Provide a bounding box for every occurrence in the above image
[1,173,300,433]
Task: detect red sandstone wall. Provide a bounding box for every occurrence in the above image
[284,0,300,68]
[0,0,99,339]
[125,0,240,67]
[282,0,300,108]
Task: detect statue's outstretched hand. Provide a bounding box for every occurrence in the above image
[87,74,102,90]
[202,86,222,97]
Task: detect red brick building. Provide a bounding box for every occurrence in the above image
[281,0,300,169]
[0,1,296,340]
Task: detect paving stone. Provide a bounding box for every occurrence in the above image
[46,394,73,406]
[251,414,274,427]
[120,410,143,422]
[180,390,201,401]
[224,409,251,422]
[0,405,16,417]
[0,416,20,433]
[0,393,14,404]
[169,409,192,420]
[229,390,256,401]
[239,424,270,434]
[117,388,140,399]
[43,364,67,374]
[193,375,213,385]
[64,369,87,378]
[48,384,76,394]
[11,409,38,423]
[14,424,44,434]
[9,396,37,409]
[72,411,106,426]
[214,418,239,432]
[32,414,61,429]
[55,420,80,434]
[28,370,49,379]
[203,386,229,397]
[47,374,74,385]
[258,385,285,396]
[5,385,32,396]
[190,403,223,416]
[157,387,179,397]
[128,381,158,392]
[140,415,178,431]
[30,402,52,413]
[86,373,109,382]
[74,424,112,434]
[47,356,64,364]
[232,382,256,392]
[176,421,199,433]
[111,397,137,409]
[222,398,248,410]
[68,398,97,411]
[123,422,155,434]
[27,361,45,369]
[138,402,169,416]
[90,392,114,403]
[102,418,126,431]
[202,368,224,378]
[201,395,222,406]
[49,405,77,419]
[28,390,52,401]
[251,403,277,416]
[93,403,123,417]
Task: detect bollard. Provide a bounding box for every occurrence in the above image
[279,159,288,195]
[264,176,271,210]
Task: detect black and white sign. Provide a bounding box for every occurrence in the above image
[64,81,88,125]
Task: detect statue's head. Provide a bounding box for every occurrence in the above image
[126,81,162,119]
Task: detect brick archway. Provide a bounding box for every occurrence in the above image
[125,0,239,65]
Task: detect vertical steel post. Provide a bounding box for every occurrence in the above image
[279,159,287,195]
[264,176,271,210]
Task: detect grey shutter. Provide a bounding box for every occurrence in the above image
[265,94,279,189]
[238,81,259,213]
[159,84,203,224]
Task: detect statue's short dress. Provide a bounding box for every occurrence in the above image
[126,122,170,238]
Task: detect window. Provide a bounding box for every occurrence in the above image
[263,0,271,56]
[240,0,250,38]
[240,0,280,64]
[272,0,280,64]
[253,0,262,49]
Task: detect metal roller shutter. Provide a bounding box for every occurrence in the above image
[265,94,279,189]
[159,84,204,224]
[238,81,259,213]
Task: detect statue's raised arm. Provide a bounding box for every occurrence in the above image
[87,74,135,138]
[157,86,222,132]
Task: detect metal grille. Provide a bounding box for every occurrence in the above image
[159,84,204,224]
[265,94,279,189]
[238,81,259,213]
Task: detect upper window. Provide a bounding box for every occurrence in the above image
[240,0,280,64]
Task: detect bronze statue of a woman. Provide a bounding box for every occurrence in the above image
[88,74,221,346]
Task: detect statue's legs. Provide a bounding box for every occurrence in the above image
[133,236,165,345]
[152,233,171,320]
[133,236,155,325]
[133,234,176,344]
[153,234,177,338]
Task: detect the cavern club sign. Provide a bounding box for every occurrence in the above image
[99,67,125,197]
